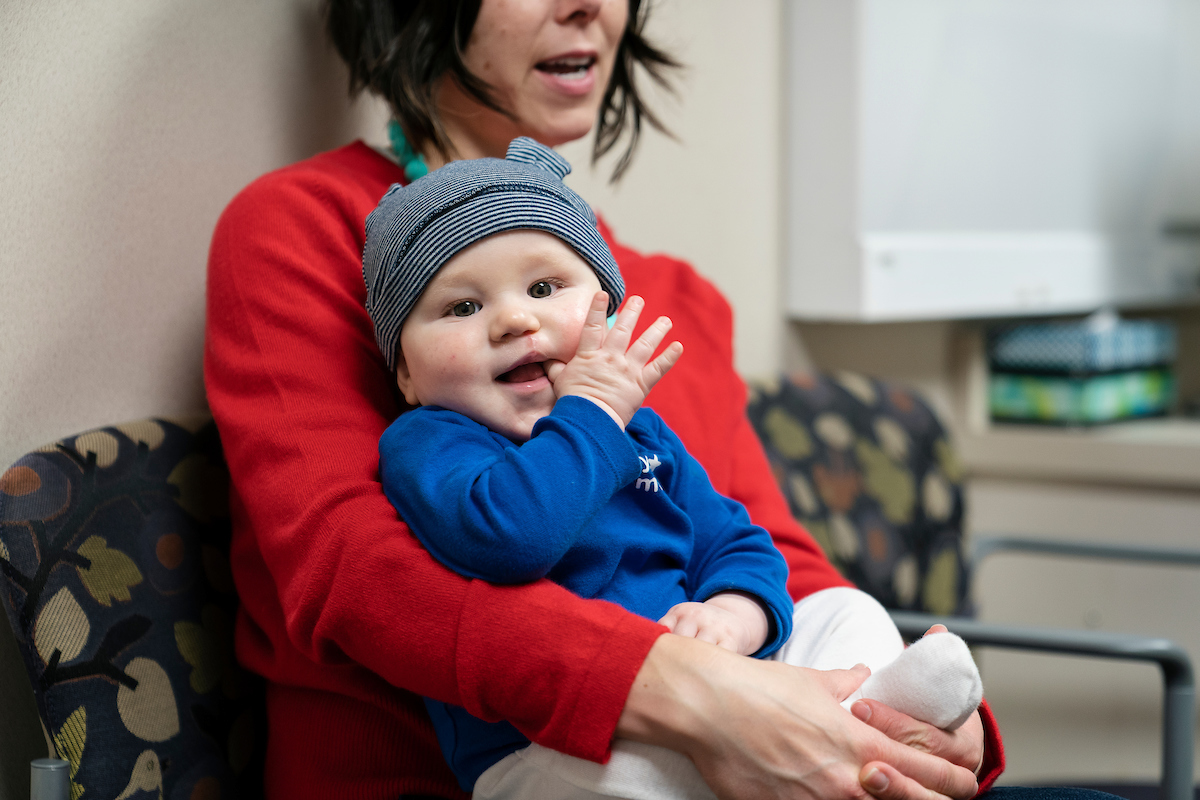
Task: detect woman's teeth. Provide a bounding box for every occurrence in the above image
[537,57,593,80]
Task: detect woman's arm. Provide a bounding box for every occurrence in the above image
[618,634,981,800]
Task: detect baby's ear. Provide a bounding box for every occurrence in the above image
[394,351,421,407]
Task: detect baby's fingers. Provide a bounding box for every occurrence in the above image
[575,292,612,354]
[658,601,701,631]
[640,341,683,391]
[604,295,645,353]
[669,617,701,640]
[625,314,673,367]
[544,359,567,384]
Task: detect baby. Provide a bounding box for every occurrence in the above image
[363,137,982,800]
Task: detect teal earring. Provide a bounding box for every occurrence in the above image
[388,120,429,182]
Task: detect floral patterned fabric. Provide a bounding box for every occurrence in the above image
[0,417,262,800]
[747,372,970,616]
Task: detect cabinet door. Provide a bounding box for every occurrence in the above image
[785,0,1200,321]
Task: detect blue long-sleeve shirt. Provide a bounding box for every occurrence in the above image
[379,395,793,789]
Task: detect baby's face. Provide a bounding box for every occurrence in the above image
[396,229,603,442]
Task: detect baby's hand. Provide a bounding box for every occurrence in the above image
[546,292,683,429]
[658,592,769,656]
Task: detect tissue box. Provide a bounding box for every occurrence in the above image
[988,314,1176,425]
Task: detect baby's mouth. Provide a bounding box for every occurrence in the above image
[497,362,548,383]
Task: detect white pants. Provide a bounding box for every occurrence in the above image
[472,587,905,800]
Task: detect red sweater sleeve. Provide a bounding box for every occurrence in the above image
[975,698,1005,791]
[204,145,663,776]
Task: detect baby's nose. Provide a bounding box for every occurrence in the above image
[489,301,541,340]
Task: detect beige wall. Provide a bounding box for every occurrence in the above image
[0,1,392,473]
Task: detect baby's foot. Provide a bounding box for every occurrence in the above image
[853,632,983,730]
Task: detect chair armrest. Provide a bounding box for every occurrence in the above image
[890,611,1195,800]
[971,535,1200,570]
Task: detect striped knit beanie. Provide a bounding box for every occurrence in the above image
[363,137,625,371]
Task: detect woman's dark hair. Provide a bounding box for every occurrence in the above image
[325,0,679,180]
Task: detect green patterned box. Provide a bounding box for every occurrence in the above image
[989,368,1175,425]
[987,314,1177,425]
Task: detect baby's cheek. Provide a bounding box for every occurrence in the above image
[562,308,591,355]
[418,353,475,407]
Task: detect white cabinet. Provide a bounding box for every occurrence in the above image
[784,0,1200,321]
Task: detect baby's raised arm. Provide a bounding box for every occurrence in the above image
[546,291,683,428]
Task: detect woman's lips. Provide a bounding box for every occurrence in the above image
[536,54,595,78]
[534,54,597,96]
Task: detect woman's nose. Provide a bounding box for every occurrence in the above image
[556,0,602,26]
[489,300,541,341]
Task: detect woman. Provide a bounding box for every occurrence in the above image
[204,1,998,797]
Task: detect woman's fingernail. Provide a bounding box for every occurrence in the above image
[851,700,872,722]
[864,768,889,792]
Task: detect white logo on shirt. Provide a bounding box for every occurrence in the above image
[636,454,661,493]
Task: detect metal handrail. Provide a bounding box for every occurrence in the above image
[972,536,1200,570]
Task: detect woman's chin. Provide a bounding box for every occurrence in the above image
[513,99,601,148]
[523,117,597,149]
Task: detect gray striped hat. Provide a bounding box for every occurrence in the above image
[363,137,625,371]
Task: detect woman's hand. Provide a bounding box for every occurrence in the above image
[850,621,986,793]
[851,702,986,784]
[618,634,980,800]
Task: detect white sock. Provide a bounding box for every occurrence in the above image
[854,632,983,731]
[769,588,982,731]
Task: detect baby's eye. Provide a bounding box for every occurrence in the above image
[529,281,555,299]
[451,300,480,317]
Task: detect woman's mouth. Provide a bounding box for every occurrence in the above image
[498,362,548,383]
[535,55,596,82]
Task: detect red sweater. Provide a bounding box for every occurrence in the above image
[204,141,1004,798]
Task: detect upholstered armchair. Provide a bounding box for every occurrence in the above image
[0,417,262,800]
